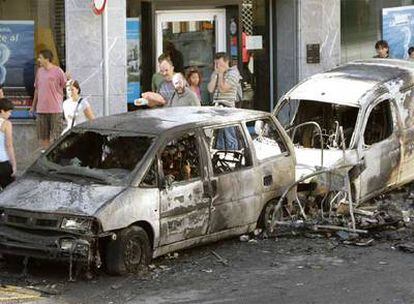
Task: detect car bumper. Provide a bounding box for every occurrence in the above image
[0,225,94,261]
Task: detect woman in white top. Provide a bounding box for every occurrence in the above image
[0,98,16,189]
[62,80,95,134]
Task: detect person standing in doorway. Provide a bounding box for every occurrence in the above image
[152,53,170,92]
[136,73,200,107]
[207,53,241,150]
[186,67,202,104]
[62,80,95,134]
[207,52,241,108]
[0,98,16,189]
[137,57,176,107]
[374,40,390,58]
[30,49,67,150]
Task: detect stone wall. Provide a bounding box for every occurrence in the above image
[275,0,340,100]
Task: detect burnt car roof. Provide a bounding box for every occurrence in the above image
[77,106,268,135]
[287,59,414,106]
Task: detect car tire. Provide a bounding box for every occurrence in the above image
[105,226,152,275]
[259,199,283,233]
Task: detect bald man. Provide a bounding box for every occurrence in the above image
[136,73,200,107]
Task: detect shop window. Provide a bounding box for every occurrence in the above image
[126,0,142,111]
[204,125,252,175]
[0,0,65,119]
[246,119,287,160]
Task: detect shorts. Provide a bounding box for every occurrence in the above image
[0,161,14,189]
[36,113,63,142]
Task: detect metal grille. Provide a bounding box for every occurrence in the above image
[242,0,254,35]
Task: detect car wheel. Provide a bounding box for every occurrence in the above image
[105,226,151,275]
[259,199,283,233]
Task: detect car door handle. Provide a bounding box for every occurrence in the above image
[263,175,273,186]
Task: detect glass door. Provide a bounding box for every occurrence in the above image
[156,9,226,104]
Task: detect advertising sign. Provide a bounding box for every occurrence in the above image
[127,18,141,104]
[383,6,414,59]
[0,21,35,119]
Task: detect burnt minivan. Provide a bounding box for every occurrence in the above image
[274,59,414,203]
[0,107,295,275]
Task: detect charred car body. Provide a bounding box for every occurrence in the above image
[0,107,295,275]
[275,59,414,206]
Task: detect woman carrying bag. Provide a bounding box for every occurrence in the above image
[62,80,95,134]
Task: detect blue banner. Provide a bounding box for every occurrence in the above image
[383,6,414,60]
[127,18,141,104]
[0,21,35,119]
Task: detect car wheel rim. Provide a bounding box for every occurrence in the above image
[125,237,143,271]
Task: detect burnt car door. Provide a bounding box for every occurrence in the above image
[245,117,295,199]
[358,99,402,200]
[158,131,210,245]
[202,123,257,233]
[397,88,414,184]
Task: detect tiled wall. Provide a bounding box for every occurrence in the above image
[65,0,127,117]
[297,0,341,81]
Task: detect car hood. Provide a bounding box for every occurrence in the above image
[295,148,357,180]
[0,176,126,216]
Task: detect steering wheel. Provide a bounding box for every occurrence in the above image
[212,150,243,174]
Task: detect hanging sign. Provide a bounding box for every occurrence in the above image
[92,0,107,16]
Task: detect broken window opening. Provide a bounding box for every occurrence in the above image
[44,131,154,183]
[160,133,201,184]
[277,100,359,149]
[364,100,394,146]
[204,125,252,175]
[246,119,288,160]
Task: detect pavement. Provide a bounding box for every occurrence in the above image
[0,229,412,304]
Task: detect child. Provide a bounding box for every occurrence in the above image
[186,68,202,103]
[0,98,16,189]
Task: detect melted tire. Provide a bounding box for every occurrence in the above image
[105,226,151,275]
[259,199,283,234]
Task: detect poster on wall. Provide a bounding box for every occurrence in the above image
[127,18,141,104]
[0,21,35,119]
[382,6,414,60]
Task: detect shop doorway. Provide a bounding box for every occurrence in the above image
[155,9,226,104]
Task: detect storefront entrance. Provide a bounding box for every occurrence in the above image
[155,9,226,104]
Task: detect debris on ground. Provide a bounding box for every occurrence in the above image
[269,167,414,244]
[396,242,414,253]
[239,235,250,242]
[211,251,229,266]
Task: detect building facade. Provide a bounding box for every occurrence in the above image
[0,0,412,170]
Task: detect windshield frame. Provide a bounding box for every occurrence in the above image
[274,98,362,150]
[28,129,157,186]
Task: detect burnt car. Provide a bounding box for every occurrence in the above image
[0,107,295,275]
[274,59,414,204]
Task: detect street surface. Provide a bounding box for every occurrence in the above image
[0,228,413,304]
